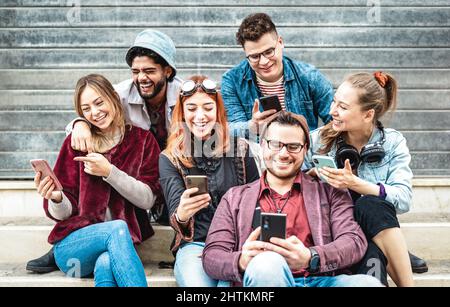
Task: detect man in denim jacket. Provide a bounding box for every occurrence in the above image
[221,13,334,138]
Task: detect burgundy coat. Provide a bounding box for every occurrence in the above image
[202,172,367,284]
[44,126,162,245]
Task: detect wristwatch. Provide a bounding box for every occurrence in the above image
[308,248,320,274]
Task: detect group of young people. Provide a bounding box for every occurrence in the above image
[27,13,427,287]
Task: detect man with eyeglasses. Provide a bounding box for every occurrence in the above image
[221,13,334,138]
[202,112,382,287]
[26,29,181,274]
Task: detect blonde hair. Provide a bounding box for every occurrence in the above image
[319,72,398,154]
[74,74,128,153]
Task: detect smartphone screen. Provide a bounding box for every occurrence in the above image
[259,95,282,112]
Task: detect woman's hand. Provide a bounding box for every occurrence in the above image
[34,171,62,202]
[176,188,211,222]
[318,159,357,189]
[74,153,112,177]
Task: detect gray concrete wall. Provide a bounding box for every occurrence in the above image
[0,0,449,178]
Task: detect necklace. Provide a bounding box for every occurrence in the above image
[270,189,292,213]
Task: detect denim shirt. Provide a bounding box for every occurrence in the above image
[304,127,413,214]
[221,56,333,136]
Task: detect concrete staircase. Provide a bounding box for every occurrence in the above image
[1,178,450,287]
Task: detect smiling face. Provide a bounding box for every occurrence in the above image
[243,32,284,83]
[80,85,115,134]
[183,92,217,140]
[262,122,306,180]
[131,56,172,102]
[329,81,375,133]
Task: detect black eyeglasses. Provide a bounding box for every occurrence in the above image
[246,41,278,63]
[180,79,217,97]
[264,139,305,153]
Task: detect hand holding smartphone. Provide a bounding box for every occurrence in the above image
[30,159,63,191]
[259,95,282,112]
[260,212,286,242]
[311,155,337,183]
[185,175,208,197]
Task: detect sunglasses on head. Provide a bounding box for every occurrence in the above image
[180,79,218,98]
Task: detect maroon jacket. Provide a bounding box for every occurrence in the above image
[44,126,162,245]
[202,172,367,284]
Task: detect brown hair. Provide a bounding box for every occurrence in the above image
[164,75,230,168]
[74,74,127,153]
[260,111,311,150]
[319,71,398,154]
[236,13,278,46]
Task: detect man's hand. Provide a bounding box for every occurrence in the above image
[265,236,312,271]
[74,153,112,177]
[238,227,267,272]
[249,99,279,135]
[71,121,93,153]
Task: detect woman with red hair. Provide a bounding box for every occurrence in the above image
[159,75,259,287]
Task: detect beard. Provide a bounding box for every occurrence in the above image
[135,78,166,101]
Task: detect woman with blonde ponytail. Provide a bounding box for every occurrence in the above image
[305,72,422,287]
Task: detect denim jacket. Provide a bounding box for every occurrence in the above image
[221,56,333,136]
[304,127,413,214]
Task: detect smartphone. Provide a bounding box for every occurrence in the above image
[185,175,208,197]
[259,95,282,112]
[30,159,63,191]
[312,155,338,183]
[260,212,286,242]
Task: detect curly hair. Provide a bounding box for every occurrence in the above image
[236,13,278,46]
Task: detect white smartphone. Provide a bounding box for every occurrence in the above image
[312,155,337,183]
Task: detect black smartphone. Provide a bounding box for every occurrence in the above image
[259,95,282,112]
[260,212,286,242]
[185,175,208,197]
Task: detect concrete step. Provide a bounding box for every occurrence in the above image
[0,224,175,264]
[0,261,449,287]
[5,109,449,131]
[2,69,449,91]
[2,89,448,111]
[2,131,450,153]
[1,150,449,178]
[0,222,449,263]
[2,48,449,69]
[3,0,449,7]
[3,27,449,48]
[1,6,449,28]
[0,262,176,287]
[2,179,450,217]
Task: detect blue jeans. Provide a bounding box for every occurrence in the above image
[244,251,383,287]
[175,242,230,287]
[53,220,147,287]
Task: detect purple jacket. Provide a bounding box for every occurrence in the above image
[202,172,367,284]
